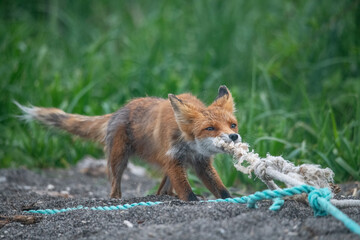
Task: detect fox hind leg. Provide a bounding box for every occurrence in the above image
[108,126,130,199]
[157,175,175,196]
[110,155,129,198]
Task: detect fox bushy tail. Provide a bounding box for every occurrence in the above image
[15,102,111,145]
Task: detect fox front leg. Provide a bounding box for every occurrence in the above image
[166,162,198,201]
[194,161,231,199]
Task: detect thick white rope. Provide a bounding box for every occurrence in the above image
[213,137,360,208]
[330,199,360,207]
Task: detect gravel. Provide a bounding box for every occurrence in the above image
[0,168,359,240]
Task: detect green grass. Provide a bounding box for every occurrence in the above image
[1,0,359,191]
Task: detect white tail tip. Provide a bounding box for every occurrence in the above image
[13,101,38,121]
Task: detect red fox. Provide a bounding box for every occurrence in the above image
[17,85,240,201]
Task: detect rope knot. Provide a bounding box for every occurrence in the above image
[308,188,332,216]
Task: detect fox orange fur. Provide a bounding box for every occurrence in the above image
[17,85,241,201]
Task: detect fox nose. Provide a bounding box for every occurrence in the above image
[229,134,239,142]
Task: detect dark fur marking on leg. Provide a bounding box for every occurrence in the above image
[187,191,199,201]
[219,189,231,199]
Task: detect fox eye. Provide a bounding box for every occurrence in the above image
[231,123,237,128]
[205,127,215,131]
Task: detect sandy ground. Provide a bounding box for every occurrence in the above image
[0,165,360,240]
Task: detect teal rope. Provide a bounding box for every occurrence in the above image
[308,188,332,216]
[207,185,315,209]
[25,201,163,215]
[269,198,285,211]
[308,188,360,235]
[24,185,360,235]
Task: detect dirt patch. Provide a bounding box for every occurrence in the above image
[0,167,359,240]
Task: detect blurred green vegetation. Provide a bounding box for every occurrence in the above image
[1,0,359,191]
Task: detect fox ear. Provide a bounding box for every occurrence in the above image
[210,85,235,113]
[168,94,202,125]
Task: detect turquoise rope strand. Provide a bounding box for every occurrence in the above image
[23,185,360,235]
[269,198,285,211]
[307,188,360,235]
[25,201,163,215]
[26,185,315,215]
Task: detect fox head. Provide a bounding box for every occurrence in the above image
[169,85,240,156]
